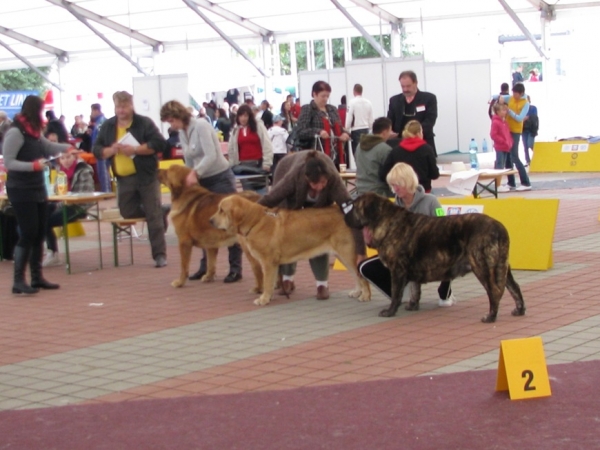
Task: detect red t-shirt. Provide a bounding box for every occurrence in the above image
[291,103,301,118]
[237,127,263,161]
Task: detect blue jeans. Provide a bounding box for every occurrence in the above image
[96,159,112,193]
[521,132,535,164]
[495,151,509,170]
[506,132,530,188]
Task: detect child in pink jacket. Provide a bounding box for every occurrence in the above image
[490,103,514,192]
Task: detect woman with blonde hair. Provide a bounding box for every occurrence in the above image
[358,162,455,307]
[379,119,439,193]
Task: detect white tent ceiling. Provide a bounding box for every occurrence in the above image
[1,0,599,72]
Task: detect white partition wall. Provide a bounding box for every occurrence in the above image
[344,59,386,118]
[132,74,189,136]
[425,62,459,154]
[298,69,347,107]
[298,58,492,154]
[455,61,492,153]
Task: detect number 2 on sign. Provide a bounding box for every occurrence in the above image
[522,369,536,391]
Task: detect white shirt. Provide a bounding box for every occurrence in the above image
[346,95,374,131]
[268,125,289,154]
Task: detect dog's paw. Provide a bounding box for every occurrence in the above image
[481,314,497,323]
[171,279,185,288]
[349,289,371,302]
[200,274,215,283]
[249,286,262,294]
[348,288,361,298]
[511,307,526,317]
[253,294,271,306]
[378,309,395,317]
[405,302,420,311]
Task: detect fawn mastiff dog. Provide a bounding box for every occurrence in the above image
[210,195,371,306]
[343,192,526,323]
[158,165,260,288]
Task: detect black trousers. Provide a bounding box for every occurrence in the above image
[358,256,451,300]
[11,200,47,251]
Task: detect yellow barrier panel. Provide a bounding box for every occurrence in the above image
[54,221,86,238]
[334,197,558,271]
[530,141,600,172]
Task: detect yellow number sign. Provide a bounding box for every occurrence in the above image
[496,336,552,400]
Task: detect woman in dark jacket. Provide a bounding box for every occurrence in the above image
[3,95,72,294]
[379,120,439,193]
[214,108,231,142]
[295,81,350,167]
[258,150,365,300]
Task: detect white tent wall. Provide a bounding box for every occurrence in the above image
[132,74,188,136]
[298,57,492,154]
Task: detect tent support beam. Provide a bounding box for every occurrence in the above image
[63,3,151,76]
[46,0,162,50]
[182,0,268,78]
[348,0,402,25]
[0,26,68,61]
[191,0,271,37]
[0,39,63,91]
[497,0,549,59]
[330,0,389,58]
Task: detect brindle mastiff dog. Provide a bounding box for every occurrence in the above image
[343,192,526,323]
[158,165,260,288]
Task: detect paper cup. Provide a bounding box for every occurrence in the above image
[339,164,347,173]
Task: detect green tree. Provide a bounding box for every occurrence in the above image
[351,35,392,59]
[0,67,50,91]
[295,41,308,73]
[279,43,291,76]
[332,38,345,68]
[314,40,326,70]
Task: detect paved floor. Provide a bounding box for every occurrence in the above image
[1,171,600,412]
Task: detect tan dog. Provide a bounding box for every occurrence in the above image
[210,195,371,306]
[157,165,260,288]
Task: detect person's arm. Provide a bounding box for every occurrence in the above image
[429,197,445,217]
[121,117,166,157]
[227,128,239,166]
[367,102,374,131]
[508,102,529,123]
[379,150,396,182]
[194,124,222,177]
[40,136,71,157]
[427,149,440,180]
[345,100,353,130]
[295,105,321,140]
[72,165,95,193]
[257,171,296,207]
[92,122,119,160]
[420,93,438,133]
[2,129,43,171]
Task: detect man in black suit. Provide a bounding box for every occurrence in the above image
[387,70,438,156]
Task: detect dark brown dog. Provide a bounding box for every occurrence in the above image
[343,192,526,323]
[157,165,260,288]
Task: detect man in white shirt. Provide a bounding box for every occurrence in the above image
[345,84,374,157]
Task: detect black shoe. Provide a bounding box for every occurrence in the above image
[189,268,206,280]
[12,282,39,295]
[31,279,60,290]
[154,256,167,268]
[224,272,242,283]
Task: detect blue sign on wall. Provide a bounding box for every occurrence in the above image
[0,90,39,118]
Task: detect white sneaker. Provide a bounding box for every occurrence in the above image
[42,251,61,267]
[516,185,532,192]
[497,185,511,193]
[438,294,456,307]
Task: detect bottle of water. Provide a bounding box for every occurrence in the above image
[469,139,479,170]
[482,138,489,153]
[44,165,53,196]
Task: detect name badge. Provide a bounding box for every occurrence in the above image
[416,105,426,112]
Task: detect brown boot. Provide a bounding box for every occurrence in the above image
[316,285,330,300]
[278,280,295,297]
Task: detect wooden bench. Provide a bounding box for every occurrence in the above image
[101,215,147,267]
